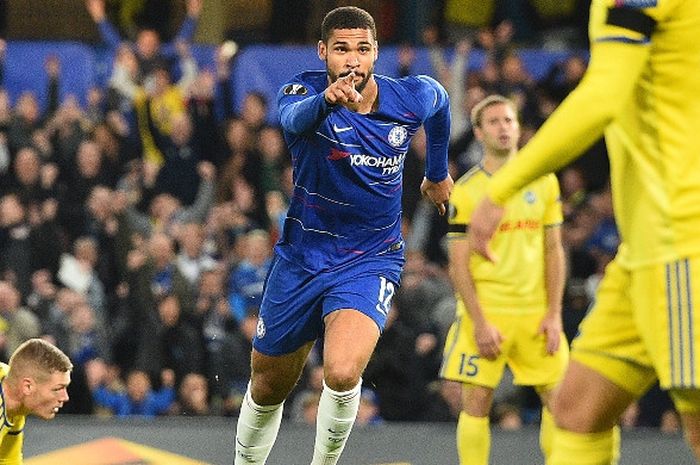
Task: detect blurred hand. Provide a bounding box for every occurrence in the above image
[469,196,504,263]
[197,161,216,181]
[85,0,106,22]
[186,0,203,18]
[45,55,61,78]
[420,175,454,216]
[474,320,504,360]
[538,313,562,355]
[142,160,161,187]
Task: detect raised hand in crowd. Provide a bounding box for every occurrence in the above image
[85,0,106,22]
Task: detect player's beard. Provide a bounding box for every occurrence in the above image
[331,66,373,93]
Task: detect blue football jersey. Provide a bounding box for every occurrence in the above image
[276,70,450,273]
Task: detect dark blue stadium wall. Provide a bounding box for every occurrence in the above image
[3,41,579,123]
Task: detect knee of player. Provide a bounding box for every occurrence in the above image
[550,394,607,433]
[323,365,362,392]
[250,377,289,406]
[461,384,494,417]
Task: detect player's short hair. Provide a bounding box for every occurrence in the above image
[8,339,73,382]
[470,94,517,128]
[321,6,377,44]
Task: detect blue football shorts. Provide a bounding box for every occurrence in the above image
[252,254,402,356]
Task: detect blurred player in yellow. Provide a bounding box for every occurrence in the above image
[0,339,72,464]
[440,95,567,465]
[469,0,700,463]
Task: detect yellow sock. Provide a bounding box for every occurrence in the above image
[540,408,554,462]
[456,412,490,465]
[549,428,617,465]
[611,425,621,465]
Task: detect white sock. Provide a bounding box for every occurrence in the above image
[310,380,362,465]
[234,385,284,465]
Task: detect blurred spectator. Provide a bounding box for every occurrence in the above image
[190,266,240,400]
[290,364,324,424]
[156,294,205,385]
[92,367,176,417]
[394,250,454,338]
[40,287,82,352]
[85,0,203,81]
[205,201,255,265]
[356,388,384,426]
[130,43,198,168]
[215,169,267,230]
[296,391,322,425]
[227,229,272,323]
[67,300,110,366]
[0,280,41,359]
[364,301,443,422]
[175,222,217,286]
[57,236,107,322]
[621,383,681,435]
[0,195,34,296]
[3,147,54,208]
[59,139,114,241]
[558,166,589,219]
[25,268,57,321]
[219,308,257,416]
[47,94,92,177]
[8,84,56,155]
[425,32,472,140]
[255,126,288,195]
[125,161,216,237]
[540,54,587,104]
[147,232,195,305]
[170,372,213,416]
[448,84,488,176]
[149,112,201,205]
[240,91,268,135]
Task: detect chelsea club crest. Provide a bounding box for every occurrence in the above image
[388,126,408,147]
[256,317,266,338]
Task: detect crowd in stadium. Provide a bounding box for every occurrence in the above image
[0,0,679,433]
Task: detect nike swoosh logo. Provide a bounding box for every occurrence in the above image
[333,124,353,133]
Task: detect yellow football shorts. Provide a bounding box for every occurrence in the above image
[441,305,568,389]
[573,255,700,412]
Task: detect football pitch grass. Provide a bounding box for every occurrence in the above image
[25,416,694,464]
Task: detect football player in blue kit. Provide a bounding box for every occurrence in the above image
[234,6,453,465]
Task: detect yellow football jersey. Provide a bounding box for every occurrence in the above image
[488,0,700,270]
[449,166,563,314]
[592,0,700,269]
[0,363,25,465]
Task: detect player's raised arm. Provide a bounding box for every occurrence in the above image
[470,36,651,260]
[277,79,335,135]
[487,42,650,205]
